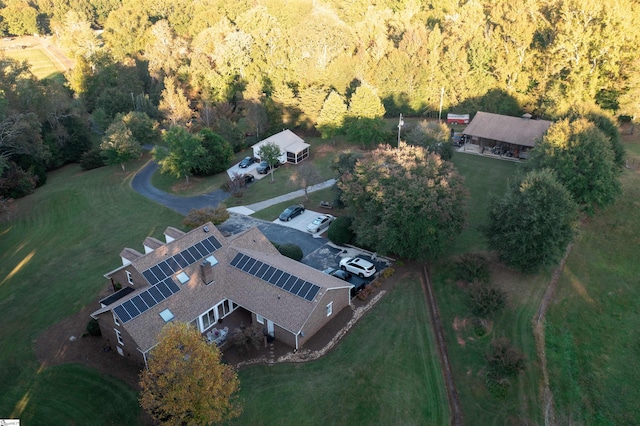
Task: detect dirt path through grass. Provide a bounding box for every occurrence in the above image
[421,265,464,426]
[533,242,573,426]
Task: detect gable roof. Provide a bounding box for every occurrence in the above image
[252,129,310,155]
[94,223,349,353]
[463,111,553,147]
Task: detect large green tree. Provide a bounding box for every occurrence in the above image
[483,169,579,273]
[405,120,454,160]
[139,322,241,426]
[193,128,233,176]
[256,141,281,182]
[529,118,621,213]
[339,142,468,260]
[154,126,206,183]
[100,120,141,170]
[317,90,347,141]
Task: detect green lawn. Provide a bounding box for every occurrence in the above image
[233,277,449,425]
[544,135,640,424]
[449,152,523,253]
[5,47,64,82]
[0,160,183,423]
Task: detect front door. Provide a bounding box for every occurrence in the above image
[266,320,274,337]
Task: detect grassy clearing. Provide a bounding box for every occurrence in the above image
[4,47,64,82]
[545,134,640,424]
[0,160,183,422]
[449,152,523,253]
[233,276,449,425]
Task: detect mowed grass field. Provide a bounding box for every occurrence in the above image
[545,133,640,424]
[431,151,547,424]
[4,47,64,82]
[0,159,184,424]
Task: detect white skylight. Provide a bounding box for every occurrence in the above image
[206,255,219,266]
[177,271,189,284]
[159,309,174,322]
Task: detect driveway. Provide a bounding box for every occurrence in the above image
[132,161,230,215]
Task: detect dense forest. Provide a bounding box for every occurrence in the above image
[1,0,639,201]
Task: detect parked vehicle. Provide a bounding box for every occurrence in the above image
[257,160,280,174]
[239,156,259,168]
[278,204,305,221]
[236,173,254,186]
[306,214,335,233]
[322,267,352,281]
[339,257,376,278]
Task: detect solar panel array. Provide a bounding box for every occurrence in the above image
[114,277,180,323]
[141,235,222,286]
[230,253,320,302]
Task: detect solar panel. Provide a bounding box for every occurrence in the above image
[236,254,251,270]
[142,269,158,285]
[140,291,156,307]
[122,299,140,316]
[187,246,201,261]
[229,253,321,301]
[262,266,276,282]
[290,279,304,295]
[165,277,180,293]
[158,261,173,276]
[200,238,215,252]
[180,249,196,264]
[304,286,320,301]
[297,281,313,298]
[131,295,148,312]
[173,253,189,268]
[151,265,165,281]
[148,286,164,303]
[156,280,172,298]
[114,305,131,322]
[269,270,283,285]
[166,257,179,272]
[249,260,262,275]
[208,236,222,250]
[194,242,207,258]
[282,275,297,292]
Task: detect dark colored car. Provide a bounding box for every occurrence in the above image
[322,267,352,281]
[278,204,305,221]
[239,156,258,168]
[257,160,280,174]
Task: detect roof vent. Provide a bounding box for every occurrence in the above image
[203,226,210,233]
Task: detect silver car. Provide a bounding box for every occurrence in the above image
[306,214,335,233]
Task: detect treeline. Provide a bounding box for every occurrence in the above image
[1,0,639,205]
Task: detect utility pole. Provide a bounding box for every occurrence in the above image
[397,113,404,146]
[438,87,444,121]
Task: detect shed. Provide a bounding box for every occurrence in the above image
[252,129,310,164]
[463,111,553,156]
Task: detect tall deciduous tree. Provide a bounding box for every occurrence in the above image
[159,77,193,126]
[405,120,453,160]
[483,169,579,273]
[339,142,468,260]
[347,85,385,119]
[317,90,347,141]
[193,128,233,176]
[344,116,387,149]
[291,161,321,200]
[529,118,621,213]
[256,141,281,182]
[100,120,141,170]
[154,126,205,183]
[139,322,241,426]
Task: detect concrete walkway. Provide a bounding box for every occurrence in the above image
[237,179,336,214]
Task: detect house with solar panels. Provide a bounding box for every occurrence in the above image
[91,222,353,368]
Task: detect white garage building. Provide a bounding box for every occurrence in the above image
[252,129,310,164]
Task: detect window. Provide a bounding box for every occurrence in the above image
[126,271,133,285]
[115,329,124,346]
[177,271,189,284]
[326,302,333,317]
[159,309,174,322]
[256,314,264,324]
[113,312,120,326]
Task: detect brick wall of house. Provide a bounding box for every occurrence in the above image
[97,311,146,367]
[298,287,350,348]
[108,265,146,292]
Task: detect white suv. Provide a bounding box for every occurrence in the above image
[339,257,376,278]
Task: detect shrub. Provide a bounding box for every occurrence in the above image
[467,281,507,319]
[381,267,395,279]
[80,148,106,171]
[86,318,102,336]
[0,163,37,199]
[231,323,264,355]
[278,243,303,261]
[486,337,526,379]
[485,372,510,399]
[327,216,354,246]
[454,253,490,283]
[182,207,230,229]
